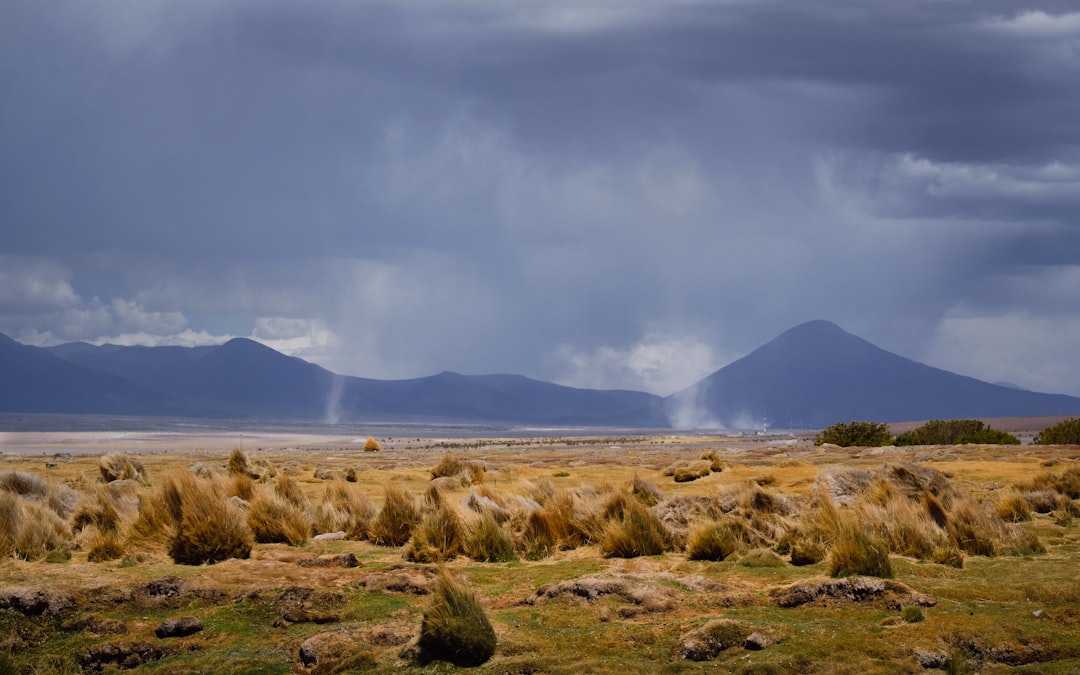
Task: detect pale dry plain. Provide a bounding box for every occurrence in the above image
[1,423,1079,673]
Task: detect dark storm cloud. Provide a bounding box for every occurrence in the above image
[1,1,1078,397]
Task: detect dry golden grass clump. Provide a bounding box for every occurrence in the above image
[429,452,485,485]
[228,473,256,502]
[98,453,148,483]
[272,473,308,510]
[126,471,253,565]
[247,490,312,546]
[0,490,73,561]
[511,488,592,559]
[828,520,893,578]
[664,459,713,483]
[370,483,420,546]
[311,480,376,539]
[599,498,671,558]
[412,571,496,667]
[629,475,664,506]
[995,491,1033,522]
[404,503,465,563]
[227,447,252,476]
[685,519,742,561]
[700,450,726,473]
[364,436,383,452]
[464,513,517,562]
[0,470,78,518]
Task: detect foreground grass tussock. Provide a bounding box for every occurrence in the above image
[370,483,420,546]
[414,571,497,667]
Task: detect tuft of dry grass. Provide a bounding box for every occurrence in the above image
[169,472,254,564]
[364,436,383,452]
[370,483,420,546]
[685,519,739,561]
[629,475,663,506]
[0,491,73,561]
[995,491,1032,522]
[272,473,307,510]
[599,499,670,558]
[98,453,148,483]
[247,490,312,546]
[312,480,376,539]
[228,473,256,502]
[828,521,893,579]
[700,450,725,473]
[414,571,497,667]
[227,447,251,476]
[86,529,125,562]
[404,503,465,563]
[464,513,517,562]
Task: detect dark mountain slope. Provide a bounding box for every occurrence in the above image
[667,320,1080,429]
[0,334,180,415]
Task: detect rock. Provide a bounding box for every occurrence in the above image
[678,619,754,661]
[771,577,935,609]
[297,552,360,568]
[155,616,204,638]
[77,641,168,672]
[313,468,336,480]
[744,632,773,650]
[312,531,346,541]
[915,647,948,669]
[0,586,77,617]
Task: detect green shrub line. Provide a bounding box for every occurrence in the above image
[816,419,1021,447]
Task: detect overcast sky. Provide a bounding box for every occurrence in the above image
[2,1,1079,396]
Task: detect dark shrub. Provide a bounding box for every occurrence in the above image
[894,420,1019,446]
[1033,418,1080,445]
[815,421,893,447]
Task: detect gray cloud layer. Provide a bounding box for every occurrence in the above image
[3,1,1079,396]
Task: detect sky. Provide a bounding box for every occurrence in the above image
[2,0,1079,397]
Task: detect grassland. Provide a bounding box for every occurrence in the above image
[1,431,1078,673]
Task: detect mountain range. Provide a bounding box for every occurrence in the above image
[2,321,1079,429]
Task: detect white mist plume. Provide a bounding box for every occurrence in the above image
[324,373,345,424]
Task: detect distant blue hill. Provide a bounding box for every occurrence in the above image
[2,321,1078,428]
[1,335,664,426]
[665,320,1080,428]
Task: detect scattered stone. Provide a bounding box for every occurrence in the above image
[312,531,346,542]
[142,577,185,599]
[228,495,250,510]
[45,461,57,468]
[77,641,168,672]
[155,616,204,638]
[274,609,340,627]
[313,468,336,480]
[771,577,935,609]
[360,564,438,595]
[915,647,948,669]
[0,586,77,617]
[297,552,359,568]
[678,619,755,661]
[744,632,773,650]
[298,631,377,670]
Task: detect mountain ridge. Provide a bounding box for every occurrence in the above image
[2,321,1078,428]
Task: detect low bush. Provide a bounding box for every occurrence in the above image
[901,606,925,623]
[1033,418,1080,445]
[87,530,125,562]
[370,483,420,546]
[1026,467,1080,499]
[414,571,497,667]
[894,420,1019,446]
[815,421,893,447]
[364,436,383,452]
